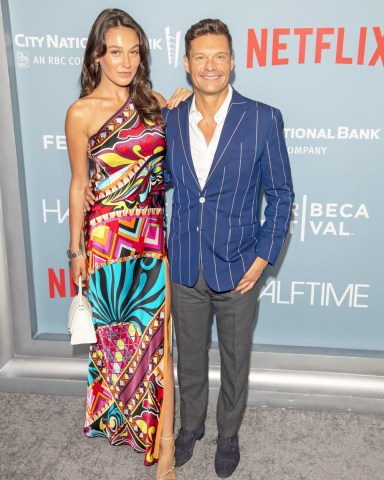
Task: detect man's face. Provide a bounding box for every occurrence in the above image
[184,34,234,97]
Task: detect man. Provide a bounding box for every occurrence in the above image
[163,19,294,478]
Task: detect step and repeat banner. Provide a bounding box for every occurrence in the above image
[6,0,383,349]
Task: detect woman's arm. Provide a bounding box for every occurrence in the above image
[65,102,90,285]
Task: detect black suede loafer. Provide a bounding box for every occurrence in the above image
[214,434,240,478]
[175,424,205,467]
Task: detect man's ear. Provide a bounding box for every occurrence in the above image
[183,55,190,73]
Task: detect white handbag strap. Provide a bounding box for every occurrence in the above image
[78,275,84,306]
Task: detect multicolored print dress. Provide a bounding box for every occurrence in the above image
[84,97,169,466]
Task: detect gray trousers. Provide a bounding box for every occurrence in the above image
[171,271,258,437]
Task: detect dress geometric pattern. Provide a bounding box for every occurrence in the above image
[84,97,168,466]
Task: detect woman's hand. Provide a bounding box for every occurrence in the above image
[167,88,192,109]
[71,255,87,286]
[84,181,95,212]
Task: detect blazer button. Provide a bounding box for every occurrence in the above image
[199,197,205,203]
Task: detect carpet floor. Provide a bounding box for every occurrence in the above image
[1,392,384,479]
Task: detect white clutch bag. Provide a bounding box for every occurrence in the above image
[68,276,96,345]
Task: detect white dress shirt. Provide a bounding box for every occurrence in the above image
[189,85,233,189]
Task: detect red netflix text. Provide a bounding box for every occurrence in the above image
[247,27,384,67]
[48,268,77,298]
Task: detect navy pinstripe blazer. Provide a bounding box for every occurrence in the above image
[163,89,294,292]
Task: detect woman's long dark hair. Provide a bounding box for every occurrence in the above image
[80,8,163,126]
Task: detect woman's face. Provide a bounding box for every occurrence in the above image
[97,27,141,88]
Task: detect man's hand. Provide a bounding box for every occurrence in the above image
[84,181,95,212]
[234,257,268,294]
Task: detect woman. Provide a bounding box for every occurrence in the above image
[66,8,187,479]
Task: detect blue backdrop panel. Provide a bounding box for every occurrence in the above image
[7,0,384,349]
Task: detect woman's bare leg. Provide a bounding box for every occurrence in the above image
[155,266,176,479]
[155,355,176,479]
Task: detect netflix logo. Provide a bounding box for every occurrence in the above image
[48,268,76,298]
[247,26,384,67]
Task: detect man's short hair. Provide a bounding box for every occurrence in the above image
[185,19,233,57]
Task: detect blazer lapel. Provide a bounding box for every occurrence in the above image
[204,89,248,189]
[177,96,201,190]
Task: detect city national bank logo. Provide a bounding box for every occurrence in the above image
[284,126,381,156]
[291,195,369,241]
[14,27,182,68]
[165,27,181,68]
[247,26,384,67]
[15,34,87,48]
[14,34,86,66]
[149,26,182,67]
[16,51,30,68]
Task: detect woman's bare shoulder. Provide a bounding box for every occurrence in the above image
[66,97,103,138]
[66,96,99,122]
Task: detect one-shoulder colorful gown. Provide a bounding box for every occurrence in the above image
[84,97,169,466]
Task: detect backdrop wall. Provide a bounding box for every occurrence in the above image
[4,0,384,351]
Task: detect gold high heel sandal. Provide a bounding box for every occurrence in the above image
[155,436,176,480]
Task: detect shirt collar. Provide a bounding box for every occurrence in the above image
[190,84,233,125]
